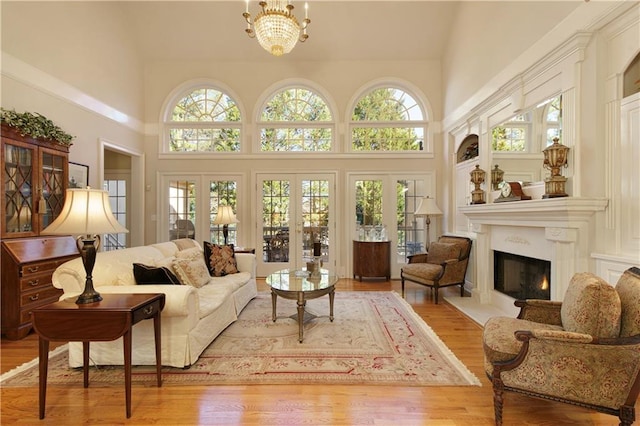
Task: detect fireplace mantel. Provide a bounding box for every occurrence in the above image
[459,198,609,227]
[457,197,609,318]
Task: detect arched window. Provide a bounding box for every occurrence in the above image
[259,87,333,152]
[350,87,427,152]
[259,87,334,152]
[165,87,241,153]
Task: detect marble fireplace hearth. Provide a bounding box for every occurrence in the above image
[448,198,608,325]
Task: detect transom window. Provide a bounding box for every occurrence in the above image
[259,87,333,152]
[166,87,241,153]
[351,87,426,152]
[491,113,531,152]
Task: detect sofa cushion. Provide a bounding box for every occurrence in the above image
[172,254,210,288]
[615,267,640,338]
[561,272,621,338]
[427,242,460,264]
[133,263,181,285]
[401,263,444,283]
[204,242,238,277]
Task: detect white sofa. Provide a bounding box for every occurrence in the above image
[52,239,257,368]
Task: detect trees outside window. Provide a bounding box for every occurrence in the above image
[166,87,241,153]
[351,87,426,152]
[260,87,333,152]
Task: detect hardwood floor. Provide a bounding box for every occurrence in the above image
[1,279,618,425]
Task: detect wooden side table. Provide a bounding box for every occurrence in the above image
[31,293,165,419]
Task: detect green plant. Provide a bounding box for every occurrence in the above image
[1,108,74,146]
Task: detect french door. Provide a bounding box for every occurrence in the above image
[257,173,335,277]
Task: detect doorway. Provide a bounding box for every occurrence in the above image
[257,173,335,276]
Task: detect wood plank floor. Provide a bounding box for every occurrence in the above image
[1,279,619,425]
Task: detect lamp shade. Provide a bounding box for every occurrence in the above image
[414,196,443,217]
[213,205,239,225]
[42,188,128,236]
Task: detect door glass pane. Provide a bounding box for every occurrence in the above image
[397,179,424,261]
[104,179,127,251]
[4,144,33,233]
[169,180,196,240]
[301,179,329,262]
[262,180,290,263]
[209,180,237,245]
[355,180,383,227]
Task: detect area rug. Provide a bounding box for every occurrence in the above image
[1,291,480,387]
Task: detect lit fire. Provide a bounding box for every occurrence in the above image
[539,275,549,291]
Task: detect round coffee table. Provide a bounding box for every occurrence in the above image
[266,269,339,343]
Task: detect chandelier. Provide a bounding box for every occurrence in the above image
[243,1,311,57]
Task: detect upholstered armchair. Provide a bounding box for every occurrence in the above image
[170,219,195,240]
[400,235,472,304]
[483,267,640,426]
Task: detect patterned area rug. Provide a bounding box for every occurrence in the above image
[1,291,480,387]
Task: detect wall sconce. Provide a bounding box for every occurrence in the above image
[470,165,486,204]
[542,137,570,198]
[491,165,504,191]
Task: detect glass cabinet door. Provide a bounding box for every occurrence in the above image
[3,140,37,237]
[39,148,67,232]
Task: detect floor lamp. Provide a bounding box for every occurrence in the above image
[213,205,239,246]
[414,196,443,250]
[41,188,128,304]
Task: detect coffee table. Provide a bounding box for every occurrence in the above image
[266,269,338,343]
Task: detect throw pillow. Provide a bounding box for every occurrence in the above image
[176,246,202,259]
[172,255,210,288]
[203,241,238,277]
[133,263,180,285]
[561,272,621,338]
[427,242,461,264]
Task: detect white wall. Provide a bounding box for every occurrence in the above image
[1,1,144,120]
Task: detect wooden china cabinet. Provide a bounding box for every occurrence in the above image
[1,123,78,340]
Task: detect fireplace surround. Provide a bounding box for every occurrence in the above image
[459,198,608,317]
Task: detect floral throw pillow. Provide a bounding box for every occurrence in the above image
[203,242,238,277]
[172,255,210,288]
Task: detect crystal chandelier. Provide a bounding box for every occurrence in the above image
[243,1,311,57]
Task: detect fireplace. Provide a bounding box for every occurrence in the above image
[494,251,550,300]
[456,198,608,322]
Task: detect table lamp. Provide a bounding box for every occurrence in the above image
[42,187,128,304]
[213,205,239,245]
[414,196,443,248]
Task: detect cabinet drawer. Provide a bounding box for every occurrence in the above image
[20,260,62,277]
[132,299,163,323]
[20,272,54,292]
[20,286,62,307]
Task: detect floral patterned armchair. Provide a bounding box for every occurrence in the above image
[483,267,640,426]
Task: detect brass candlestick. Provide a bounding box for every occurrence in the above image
[542,137,570,198]
[470,165,486,204]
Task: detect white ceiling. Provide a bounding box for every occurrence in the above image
[119,1,462,62]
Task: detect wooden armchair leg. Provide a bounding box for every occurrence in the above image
[401,278,405,298]
[460,283,465,297]
[492,377,505,426]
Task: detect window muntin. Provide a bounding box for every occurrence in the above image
[351,87,426,152]
[259,88,333,152]
[167,88,241,153]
